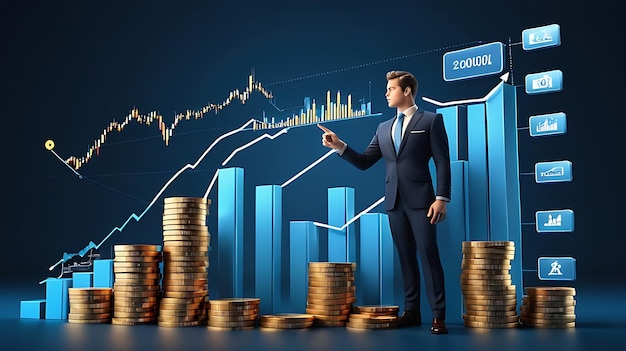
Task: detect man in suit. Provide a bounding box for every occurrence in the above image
[317,70,451,334]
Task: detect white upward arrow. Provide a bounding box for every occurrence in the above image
[422,72,510,107]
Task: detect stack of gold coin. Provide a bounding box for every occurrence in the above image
[347,305,399,330]
[520,286,576,328]
[68,287,113,324]
[159,197,211,328]
[461,241,519,329]
[112,244,162,325]
[259,313,315,329]
[306,262,356,327]
[207,298,260,330]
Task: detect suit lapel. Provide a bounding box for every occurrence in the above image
[398,109,424,154]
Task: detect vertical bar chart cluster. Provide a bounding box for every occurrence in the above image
[437,83,523,307]
[21,259,115,319]
[252,92,372,130]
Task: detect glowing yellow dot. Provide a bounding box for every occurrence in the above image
[44,140,55,150]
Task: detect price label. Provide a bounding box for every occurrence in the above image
[443,42,504,82]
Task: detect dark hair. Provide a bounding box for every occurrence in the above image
[386,71,418,98]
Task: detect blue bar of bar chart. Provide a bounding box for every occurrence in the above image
[20,299,46,319]
[93,259,113,288]
[466,103,489,240]
[255,185,283,314]
[289,221,319,313]
[485,83,523,302]
[72,272,93,288]
[327,187,355,262]
[217,167,245,298]
[43,277,72,319]
[358,213,402,307]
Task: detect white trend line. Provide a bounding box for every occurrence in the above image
[422,72,510,107]
[203,170,220,199]
[313,196,385,231]
[50,149,83,178]
[48,118,258,272]
[221,128,290,166]
[281,150,335,188]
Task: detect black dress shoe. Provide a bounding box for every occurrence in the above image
[431,318,448,334]
[397,310,421,327]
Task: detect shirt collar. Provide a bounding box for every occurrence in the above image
[399,105,418,119]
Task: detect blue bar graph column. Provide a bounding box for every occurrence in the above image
[43,277,72,319]
[72,272,93,288]
[485,83,523,302]
[327,187,355,262]
[466,103,490,240]
[93,259,113,288]
[289,221,319,313]
[359,213,402,308]
[217,167,244,298]
[255,185,282,314]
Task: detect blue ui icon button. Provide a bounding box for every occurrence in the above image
[535,160,572,183]
[536,209,575,233]
[522,24,561,51]
[529,112,567,137]
[525,70,563,95]
[538,257,576,281]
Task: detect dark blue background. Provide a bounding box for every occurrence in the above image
[1,0,622,295]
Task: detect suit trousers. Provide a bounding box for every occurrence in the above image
[386,191,446,319]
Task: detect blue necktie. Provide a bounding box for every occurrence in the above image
[394,112,404,154]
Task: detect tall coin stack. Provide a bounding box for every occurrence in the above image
[68,287,113,324]
[207,298,260,330]
[346,305,399,330]
[306,262,356,327]
[520,286,576,328]
[461,241,519,328]
[112,244,162,325]
[159,197,211,327]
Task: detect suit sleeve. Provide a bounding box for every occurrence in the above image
[430,113,452,200]
[339,125,383,171]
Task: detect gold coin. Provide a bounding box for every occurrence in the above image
[207,320,256,328]
[162,213,207,220]
[307,286,355,294]
[111,317,156,325]
[463,252,515,259]
[520,320,575,328]
[463,298,517,306]
[313,320,346,327]
[465,304,517,312]
[164,196,209,203]
[158,321,201,328]
[462,241,514,247]
[259,321,314,329]
[522,294,575,302]
[464,320,519,328]
[68,296,112,303]
[69,287,113,295]
[68,317,111,324]
[525,287,576,296]
[67,312,112,320]
[208,308,259,316]
[521,305,575,314]
[309,262,356,268]
[209,298,260,306]
[463,309,517,317]
[113,290,160,298]
[522,298,576,307]
[308,267,355,273]
[259,313,315,323]
[306,308,351,316]
[114,244,160,251]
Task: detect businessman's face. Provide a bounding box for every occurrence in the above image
[385,78,407,108]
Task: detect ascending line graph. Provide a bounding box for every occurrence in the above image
[46,118,283,274]
[45,114,385,278]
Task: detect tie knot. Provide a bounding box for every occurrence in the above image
[397,112,405,121]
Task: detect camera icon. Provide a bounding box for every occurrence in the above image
[531,75,553,89]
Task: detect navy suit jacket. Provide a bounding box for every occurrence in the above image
[340,109,451,211]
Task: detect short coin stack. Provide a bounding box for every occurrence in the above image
[159,197,211,327]
[306,262,356,327]
[346,305,399,330]
[207,298,260,330]
[520,286,576,328]
[461,241,519,328]
[68,287,113,324]
[259,313,315,329]
[112,244,162,325]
